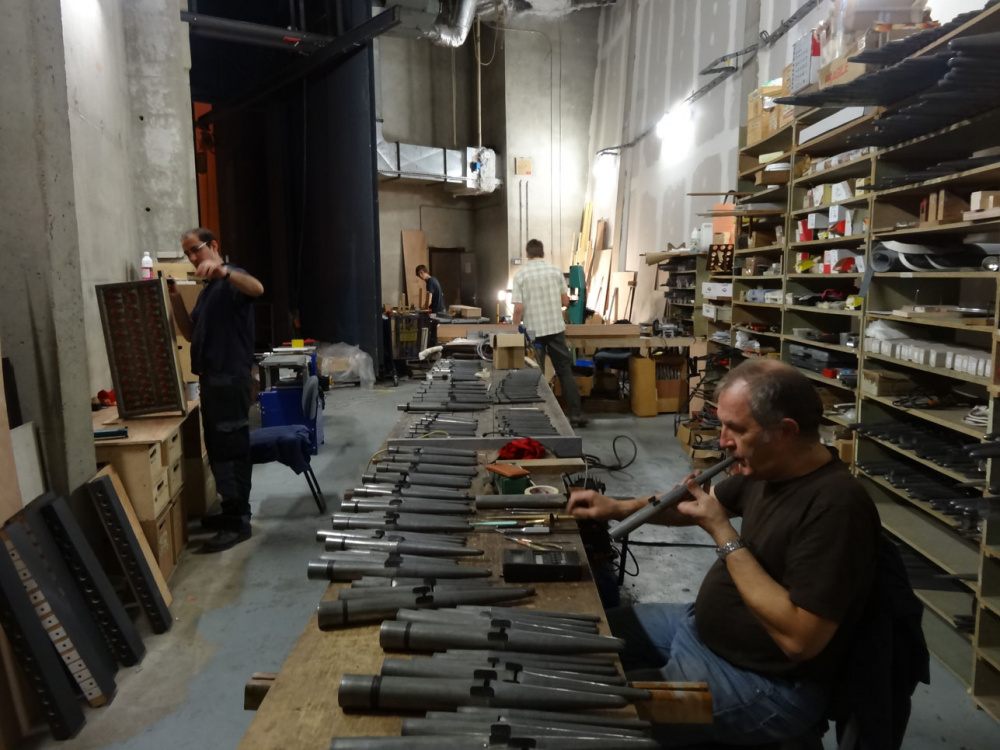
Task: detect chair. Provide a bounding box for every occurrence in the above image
[249,424,327,513]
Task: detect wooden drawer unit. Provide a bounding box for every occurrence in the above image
[161,425,182,467]
[170,493,186,550]
[181,454,216,519]
[140,498,176,581]
[95,442,170,521]
[167,454,184,499]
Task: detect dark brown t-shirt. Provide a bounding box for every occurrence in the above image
[694,457,879,681]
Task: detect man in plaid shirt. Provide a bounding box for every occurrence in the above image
[511,239,587,427]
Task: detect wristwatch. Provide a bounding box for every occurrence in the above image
[224,268,232,280]
[716,538,745,561]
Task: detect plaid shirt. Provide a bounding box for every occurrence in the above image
[511,259,567,337]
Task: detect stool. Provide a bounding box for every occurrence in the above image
[593,348,633,396]
[249,425,327,514]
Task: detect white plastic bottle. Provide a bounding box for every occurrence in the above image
[141,251,154,280]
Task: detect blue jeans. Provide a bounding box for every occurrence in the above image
[608,603,829,747]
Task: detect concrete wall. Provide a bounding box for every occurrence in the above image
[584,0,839,324]
[62,0,143,396]
[503,10,601,278]
[0,0,96,498]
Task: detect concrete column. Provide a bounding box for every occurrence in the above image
[0,0,96,498]
[124,0,199,260]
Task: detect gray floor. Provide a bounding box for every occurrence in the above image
[24,382,999,748]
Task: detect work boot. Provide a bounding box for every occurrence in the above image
[201,527,252,553]
[200,513,230,531]
[570,416,590,428]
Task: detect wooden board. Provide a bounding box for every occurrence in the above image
[401,230,429,313]
[0,338,22,527]
[239,468,636,750]
[587,249,613,311]
[93,464,173,608]
[10,424,44,508]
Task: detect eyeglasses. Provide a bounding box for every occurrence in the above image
[184,241,207,259]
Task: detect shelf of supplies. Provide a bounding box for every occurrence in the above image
[874,271,995,279]
[857,469,963,530]
[792,366,855,393]
[866,313,995,333]
[739,150,792,180]
[915,588,977,630]
[790,234,866,249]
[662,286,698,291]
[971,694,1000,725]
[982,595,1000,618]
[737,184,788,204]
[796,111,879,157]
[783,335,858,354]
[823,412,852,427]
[923,610,974,689]
[862,394,986,440]
[873,493,981,578]
[881,106,1000,161]
[860,433,981,486]
[863,352,991,387]
[697,209,785,218]
[913,3,1000,59]
[793,153,874,187]
[735,244,784,255]
[873,218,1000,240]
[978,646,1000,674]
[741,123,794,157]
[786,273,862,280]
[785,305,861,317]
[666,301,696,307]
[733,276,783,284]
[733,301,782,309]
[733,326,780,339]
[875,162,1000,199]
[790,195,869,217]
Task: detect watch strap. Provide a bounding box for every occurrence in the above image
[717,538,745,560]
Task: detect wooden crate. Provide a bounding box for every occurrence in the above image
[167,454,184,499]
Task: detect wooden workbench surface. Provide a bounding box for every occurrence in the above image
[91,400,199,445]
[239,469,631,750]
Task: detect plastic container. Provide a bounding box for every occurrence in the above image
[141,252,154,280]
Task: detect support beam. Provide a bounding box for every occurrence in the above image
[180,10,333,52]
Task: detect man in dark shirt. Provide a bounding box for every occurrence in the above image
[169,228,265,553]
[568,359,880,746]
[415,264,446,314]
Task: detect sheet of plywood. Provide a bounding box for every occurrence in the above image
[587,249,612,311]
[93,465,172,608]
[0,339,21,527]
[10,424,44,508]
[401,230,428,313]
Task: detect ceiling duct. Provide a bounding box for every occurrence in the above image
[382,0,512,46]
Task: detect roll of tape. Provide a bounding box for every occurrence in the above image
[525,485,560,495]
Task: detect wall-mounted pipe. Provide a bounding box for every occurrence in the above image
[427,0,478,47]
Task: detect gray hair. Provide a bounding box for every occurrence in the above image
[715,359,822,438]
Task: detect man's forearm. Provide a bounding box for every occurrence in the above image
[714,525,836,661]
[228,269,264,297]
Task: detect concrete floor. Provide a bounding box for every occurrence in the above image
[25,382,999,749]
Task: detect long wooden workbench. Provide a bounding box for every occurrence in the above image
[237,465,631,749]
[436,322,696,356]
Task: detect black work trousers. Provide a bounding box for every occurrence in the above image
[535,331,581,419]
[199,374,253,529]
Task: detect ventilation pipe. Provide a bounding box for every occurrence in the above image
[426,0,509,47]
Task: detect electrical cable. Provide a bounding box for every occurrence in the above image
[582,435,638,473]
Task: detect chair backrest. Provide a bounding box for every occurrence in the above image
[301,375,319,420]
[827,535,930,750]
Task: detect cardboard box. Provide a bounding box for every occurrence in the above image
[749,229,777,248]
[676,422,719,448]
[756,169,790,185]
[594,371,620,393]
[448,305,482,319]
[781,63,793,96]
[552,374,594,398]
[687,445,725,470]
[819,47,874,89]
[628,356,658,418]
[747,116,764,147]
[860,369,914,397]
[656,379,685,414]
[140,498,177,581]
[492,333,526,370]
[747,89,763,120]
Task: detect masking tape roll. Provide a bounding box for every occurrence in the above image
[525,485,560,495]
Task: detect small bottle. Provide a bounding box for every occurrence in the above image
[141,251,154,280]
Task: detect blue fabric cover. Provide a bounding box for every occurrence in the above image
[249,425,312,474]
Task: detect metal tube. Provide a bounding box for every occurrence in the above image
[396,609,597,635]
[382,658,624,685]
[455,706,652,731]
[323,537,483,557]
[420,713,649,737]
[317,587,533,629]
[307,559,490,581]
[437,650,620,671]
[379,462,477,477]
[330,738,489,750]
[329,513,472,533]
[379,620,625,654]
[339,499,475,516]
[339,583,500,600]
[609,456,738,540]
[317,529,468,546]
[337,674,629,711]
[475,494,567,510]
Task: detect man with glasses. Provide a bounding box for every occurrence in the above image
[169,228,264,552]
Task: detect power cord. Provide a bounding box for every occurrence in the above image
[583,435,638,473]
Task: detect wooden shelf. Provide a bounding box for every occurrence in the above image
[971,694,1000,725]
[859,469,967,530]
[978,646,1000,674]
[862,394,986,440]
[783,335,857,354]
[792,366,855,393]
[874,271,996,279]
[873,218,1000,240]
[913,3,1000,59]
[915,588,977,630]
[863,352,992,387]
[739,150,792,180]
[874,494,981,577]
[793,153,874,187]
[786,305,861,317]
[982,595,1000,618]
[790,234,866,249]
[666,301,696,307]
[735,244,784,255]
[733,301,782,309]
[741,123,794,157]
[733,275,783,283]
[797,111,879,157]
[738,184,788,205]
[922,608,974,689]
[790,195,869,217]
[786,273,862,280]
[860,433,980,486]
[866,313,995,333]
[733,326,780,338]
[876,162,1000,199]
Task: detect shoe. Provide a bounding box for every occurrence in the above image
[570,416,590,428]
[200,514,230,531]
[201,527,252,553]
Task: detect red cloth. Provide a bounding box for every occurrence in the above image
[497,437,546,460]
